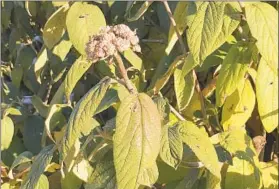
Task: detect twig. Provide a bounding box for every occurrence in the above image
[170,105,185,121]
[114,53,136,94]
[141,39,166,44]
[163,1,214,136]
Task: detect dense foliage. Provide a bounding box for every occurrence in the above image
[1,1,278,189]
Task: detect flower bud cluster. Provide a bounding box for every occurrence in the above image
[85,24,141,62]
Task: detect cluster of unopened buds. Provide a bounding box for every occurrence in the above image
[85,24,141,62]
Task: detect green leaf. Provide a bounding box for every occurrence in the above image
[138,163,159,187]
[61,171,82,189]
[85,152,116,189]
[35,174,49,189]
[33,46,48,83]
[113,93,161,189]
[126,1,153,22]
[31,96,49,118]
[164,168,202,189]
[66,2,106,55]
[186,2,241,64]
[151,54,184,94]
[43,104,71,145]
[23,115,45,154]
[1,116,14,150]
[215,42,254,106]
[174,55,196,111]
[160,123,183,169]
[123,48,144,72]
[72,159,94,182]
[218,128,256,156]
[166,2,188,54]
[25,1,38,17]
[256,58,278,133]
[178,120,221,178]
[8,151,33,179]
[153,96,171,124]
[43,3,70,49]
[50,35,72,63]
[259,162,278,189]
[21,145,55,189]
[245,2,278,74]
[11,64,23,89]
[64,57,92,102]
[221,79,255,131]
[60,78,111,161]
[225,155,262,189]
[1,135,26,167]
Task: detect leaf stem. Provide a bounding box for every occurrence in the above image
[162,1,214,136]
[114,53,136,94]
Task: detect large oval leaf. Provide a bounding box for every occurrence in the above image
[221,79,255,131]
[43,3,69,49]
[245,2,278,74]
[216,42,254,106]
[178,120,221,179]
[1,116,14,150]
[113,93,161,189]
[256,58,278,133]
[66,2,106,55]
[186,2,241,64]
[60,78,111,160]
[225,156,262,189]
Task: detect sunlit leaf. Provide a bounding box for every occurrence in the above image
[245,2,278,74]
[113,93,161,189]
[221,79,255,131]
[256,58,278,133]
[186,2,241,64]
[178,120,221,179]
[66,2,106,55]
[1,116,14,150]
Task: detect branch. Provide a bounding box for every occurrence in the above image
[114,53,136,94]
[162,1,214,136]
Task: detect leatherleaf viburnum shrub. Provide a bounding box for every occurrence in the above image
[1,1,278,189]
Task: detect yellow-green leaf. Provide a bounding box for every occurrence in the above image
[160,123,183,169]
[216,42,254,106]
[123,48,144,72]
[126,1,153,22]
[66,2,106,55]
[8,151,33,179]
[64,57,92,102]
[21,145,55,189]
[186,2,241,64]
[259,162,278,189]
[225,156,262,189]
[178,120,221,179]
[113,93,161,189]
[31,95,49,118]
[221,79,255,131]
[256,58,278,133]
[1,116,14,150]
[245,2,278,74]
[60,78,111,161]
[166,2,188,54]
[174,54,196,111]
[43,3,69,49]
